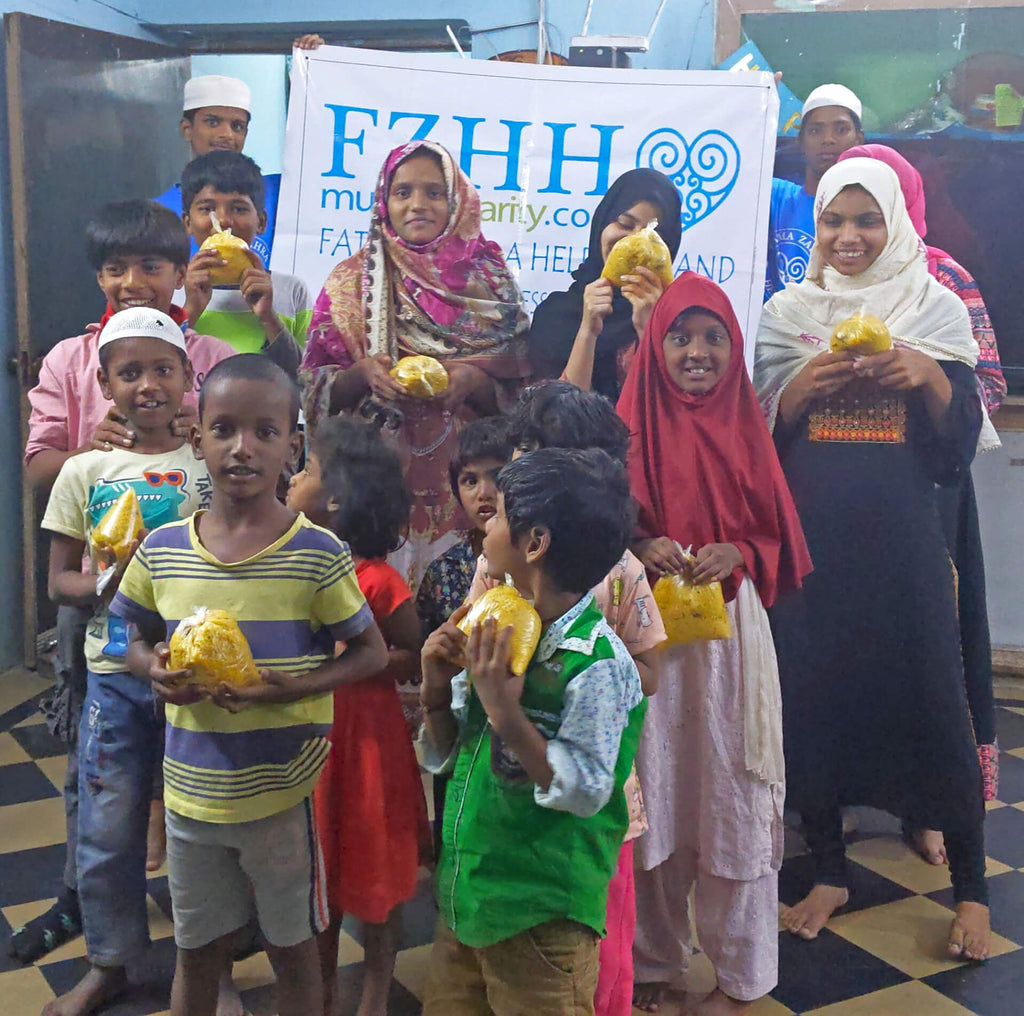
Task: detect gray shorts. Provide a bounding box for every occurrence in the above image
[165,799,327,950]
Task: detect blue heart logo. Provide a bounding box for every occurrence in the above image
[635,129,741,232]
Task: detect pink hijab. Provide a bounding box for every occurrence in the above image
[838,144,951,277]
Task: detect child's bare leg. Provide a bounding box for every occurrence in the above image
[171,933,233,1016]
[146,799,166,872]
[40,964,127,1016]
[216,965,244,1016]
[316,919,342,1016]
[358,908,402,1016]
[265,937,324,1016]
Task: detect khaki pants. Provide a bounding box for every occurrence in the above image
[423,918,600,1016]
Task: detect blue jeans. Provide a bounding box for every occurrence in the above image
[77,670,164,967]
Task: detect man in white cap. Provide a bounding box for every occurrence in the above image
[765,83,864,299]
[154,74,281,269]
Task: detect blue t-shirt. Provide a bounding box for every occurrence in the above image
[154,172,281,269]
[764,179,816,302]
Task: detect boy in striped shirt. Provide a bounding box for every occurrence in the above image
[110,354,387,1016]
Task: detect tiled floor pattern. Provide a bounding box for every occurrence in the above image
[2,667,1024,1015]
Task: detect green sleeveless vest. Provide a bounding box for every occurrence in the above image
[436,599,646,947]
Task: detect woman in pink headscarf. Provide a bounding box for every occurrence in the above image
[300,141,530,591]
[835,143,1002,876]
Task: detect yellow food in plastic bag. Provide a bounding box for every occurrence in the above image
[829,312,892,355]
[169,607,261,689]
[601,222,675,289]
[89,489,143,567]
[390,355,450,399]
[458,582,542,677]
[199,227,252,286]
[653,547,731,644]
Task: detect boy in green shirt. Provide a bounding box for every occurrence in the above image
[420,447,646,1016]
[181,151,310,375]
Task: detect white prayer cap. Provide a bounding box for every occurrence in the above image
[99,308,187,354]
[802,84,862,121]
[183,75,251,114]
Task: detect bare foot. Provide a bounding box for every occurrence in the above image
[781,884,849,939]
[907,828,947,866]
[146,798,166,872]
[687,987,753,1015]
[41,964,127,1016]
[633,981,668,1012]
[216,967,245,1016]
[947,901,991,962]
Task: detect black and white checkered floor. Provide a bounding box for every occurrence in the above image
[3,666,1024,1015]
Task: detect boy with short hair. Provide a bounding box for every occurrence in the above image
[10,201,233,968]
[153,74,281,267]
[420,447,646,1016]
[110,354,388,1016]
[415,416,514,639]
[40,308,213,1016]
[181,151,310,375]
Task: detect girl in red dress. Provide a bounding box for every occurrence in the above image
[288,415,429,1016]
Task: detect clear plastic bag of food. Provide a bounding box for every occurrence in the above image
[389,355,450,399]
[829,312,892,355]
[89,488,143,568]
[458,578,542,677]
[168,606,261,689]
[601,221,675,289]
[199,212,252,286]
[652,545,732,644]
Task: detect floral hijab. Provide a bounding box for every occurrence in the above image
[303,140,529,374]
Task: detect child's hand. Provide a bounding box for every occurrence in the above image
[170,404,198,441]
[581,277,615,335]
[621,265,664,339]
[92,408,135,451]
[635,536,689,577]
[150,643,203,705]
[98,533,148,600]
[465,616,524,725]
[208,669,291,712]
[183,249,221,321]
[239,254,275,320]
[853,347,942,392]
[691,543,744,584]
[421,606,469,700]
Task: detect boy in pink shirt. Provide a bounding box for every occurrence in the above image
[11,199,233,969]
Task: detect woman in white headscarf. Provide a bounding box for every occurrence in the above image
[755,158,992,963]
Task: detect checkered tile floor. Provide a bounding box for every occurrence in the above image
[2,666,1024,1015]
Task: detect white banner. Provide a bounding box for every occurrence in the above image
[274,47,778,359]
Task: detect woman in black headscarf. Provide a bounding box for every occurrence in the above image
[528,168,682,399]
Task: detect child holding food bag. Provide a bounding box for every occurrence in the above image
[419,446,645,1016]
[39,308,213,1016]
[109,354,387,1016]
[181,150,310,375]
[618,274,812,1015]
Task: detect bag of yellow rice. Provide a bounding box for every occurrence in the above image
[829,312,892,355]
[169,606,261,688]
[458,578,542,677]
[89,489,143,568]
[389,355,449,399]
[601,221,675,289]
[652,544,731,644]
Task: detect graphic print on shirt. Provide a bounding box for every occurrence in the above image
[86,469,211,657]
[773,226,814,288]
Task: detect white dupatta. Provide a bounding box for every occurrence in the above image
[754,158,998,451]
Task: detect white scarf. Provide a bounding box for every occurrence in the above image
[754,158,998,451]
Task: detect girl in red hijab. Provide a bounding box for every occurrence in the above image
[619,273,810,1015]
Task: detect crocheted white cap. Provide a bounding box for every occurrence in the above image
[183,75,251,114]
[802,83,863,120]
[98,308,187,353]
